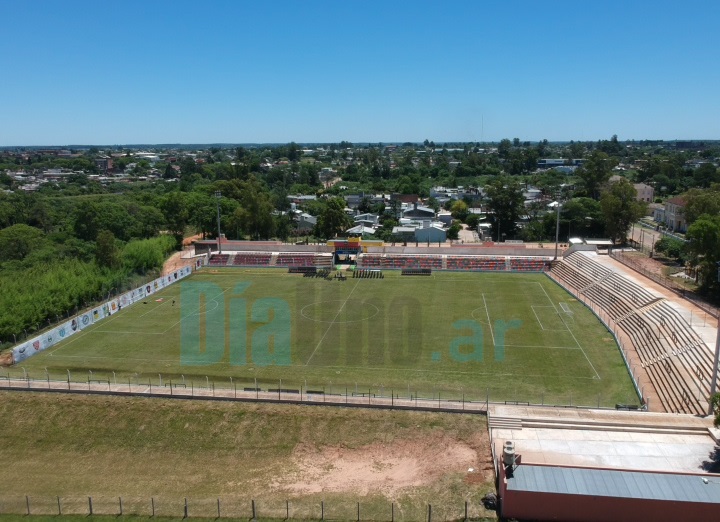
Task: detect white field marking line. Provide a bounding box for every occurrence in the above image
[33,355,600,381]
[536,281,601,380]
[46,329,94,356]
[305,280,361,366]
[53,288,228,348]
[530,305,570,332]
[160,287,232,334]
[92,330,165,335]
[303,364,600,380]
[137,295,178,318]
[41,354,180,363]
[502,343,580,350]
[481,293,496,346]
[531,305,546,330]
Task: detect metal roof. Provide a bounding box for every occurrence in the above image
[507,464,720,504]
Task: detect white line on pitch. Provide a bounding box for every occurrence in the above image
[305,280,360,366]
[481,293,495,346]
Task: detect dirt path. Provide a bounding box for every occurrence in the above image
[162,234,202,276]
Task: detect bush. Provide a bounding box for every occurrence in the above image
[654,236,686,262]
[122,235,176,274]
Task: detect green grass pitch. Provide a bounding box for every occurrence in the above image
[17,269,638,406]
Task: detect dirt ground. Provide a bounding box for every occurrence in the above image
[270,431,492,497]
[161,233,203,276]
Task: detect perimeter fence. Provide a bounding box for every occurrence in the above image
[0,495,491,522]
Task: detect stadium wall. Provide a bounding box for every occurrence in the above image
[10,263,199,365]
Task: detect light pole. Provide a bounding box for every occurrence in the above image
[214,191,222,254]
[551,199,561,260]
[709,262,720,415]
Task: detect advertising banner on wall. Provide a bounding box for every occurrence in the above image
[11,264,199,363]
[78,311,93,330]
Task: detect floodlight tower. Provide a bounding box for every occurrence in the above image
[550,199,562,260]
[215,191,223,254]
[708,261,720,416]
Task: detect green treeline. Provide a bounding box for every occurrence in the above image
[2,138,720,345]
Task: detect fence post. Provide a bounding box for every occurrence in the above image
[357,501,360,521]
[252,499,256,520]
[217,498,221,519]
[391,502,394,522]
[428,503,432,522]
[465,500,468,521]
[184,497,188,519]
[57,496,62,515]
[321,500,324,521]
[151,497,155,517]
[26,496,30,516]
[88,496,93,516]
[286,500,289,520]
[119,497,123,516]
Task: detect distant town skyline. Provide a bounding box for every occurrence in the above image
[2,0,719,146]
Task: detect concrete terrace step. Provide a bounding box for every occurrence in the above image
[489,414,709,436]
[488,416,523,430]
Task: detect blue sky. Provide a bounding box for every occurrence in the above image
[2,0,719,145]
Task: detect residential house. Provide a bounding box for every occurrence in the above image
[403,202,435,219]
[663,197,687,232]
[634,183,654,203]
[415,223,447,243]
[294,212,317,233]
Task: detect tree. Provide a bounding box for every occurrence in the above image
[159,191,190,244]
[315,197,351,239]
[95,229,120,268]
[685,214,720,297]
[693,163,719,188]
[465,213,481,229]
[599,180,646,244]
[497,139,512,159]
[0,224,45,261]
[712,393,720,427]
[232,176,275,240]
[561,197,604,239]
[684,184,720,225]
[576,151,616,199]
[448,223,461,240]
[485,177,524,241]
[450,200,469,221]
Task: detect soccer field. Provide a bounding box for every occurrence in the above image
[18,269,638,406]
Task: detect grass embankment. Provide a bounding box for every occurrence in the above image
[0,392,495,521]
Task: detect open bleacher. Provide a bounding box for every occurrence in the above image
[232,252,272,266]
[446,256,506,271]
[208,253,230,266]
[275,253,317,267]
[550,251,716,415]
[509,257,549,272]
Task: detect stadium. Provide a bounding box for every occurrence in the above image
[3,238,720,521]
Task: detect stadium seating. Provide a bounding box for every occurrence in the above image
[446,256,506,271]
[276,253,317,267]
[232,253,272,266]
[508,258,548,272]
[550,252,715,415]
[208,254,230,266]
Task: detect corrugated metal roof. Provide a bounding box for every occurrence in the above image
[507,465,720,504]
